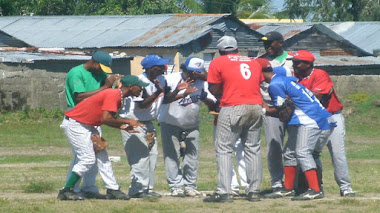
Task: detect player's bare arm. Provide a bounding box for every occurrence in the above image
[137,79,164,109]
[163,78,194,104]
[75,74,121,102]
[208,83,223,100]
[100,110,144,129]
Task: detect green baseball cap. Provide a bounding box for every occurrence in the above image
[92,51,112,73]
[121,75,149,87]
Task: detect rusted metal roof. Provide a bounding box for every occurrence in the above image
[0,14,246,49]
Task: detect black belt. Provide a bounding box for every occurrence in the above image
[65,116,70,120]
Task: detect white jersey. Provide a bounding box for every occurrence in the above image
[260,51,293,107]
[119,73,165,121]
[158,72,215,129]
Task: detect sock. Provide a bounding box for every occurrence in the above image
[284,166,297,190]
[304,169,320,192]
[64,172,81,189]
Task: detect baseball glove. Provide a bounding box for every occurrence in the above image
[91,134,109,152]
[145,132,156,151]
[277,98,295,122]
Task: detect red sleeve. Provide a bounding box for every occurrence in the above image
[207,58,222,84]
[310,69,333,94]
[102,90,121,113]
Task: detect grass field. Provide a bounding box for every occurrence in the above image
[0,93,379,212]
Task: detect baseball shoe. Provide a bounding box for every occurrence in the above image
[185,189,201,197]
[246,192,261,202]
[264,187,295,199]
[203,193,233,203]
[80,191,107,199]
[57,188,84,201]
[340,188,356,197]
[130,191,162,198]
[291,189,324,201]
[106,189,130,200]
[171,188,185,197]
[231,190,240,197]
[148,191,162,198]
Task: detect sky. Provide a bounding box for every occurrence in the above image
[270,0,285,12]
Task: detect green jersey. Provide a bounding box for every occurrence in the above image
[65,64,107,107]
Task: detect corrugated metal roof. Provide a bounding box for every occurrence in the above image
[0,51,132,63]
[315,56,380,66]
[0,14,232,49]
[326,22,380,55]
[248,22,380,56]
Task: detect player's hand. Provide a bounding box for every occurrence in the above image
[184,86,198,97]
[153,79,164,93]
[176,78,194,91]
[120,124,140,133]
[128,119,145,128]
[104,74,123,88]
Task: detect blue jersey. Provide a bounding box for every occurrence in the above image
[268,75,333,130]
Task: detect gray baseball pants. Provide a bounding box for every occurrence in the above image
[284,125,331,171]
[326,112,352,191]
[61,117,120,190]
[160,122,199,191]
[215,104,263,194]
[264,115,287,189]
[121,121,158,196]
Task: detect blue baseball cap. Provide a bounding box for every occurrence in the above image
[141,55,170,69]
[184,57,205,73]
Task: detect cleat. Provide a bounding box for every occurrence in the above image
[340,188,355,197]
[80,191,107,199]
[57,188,84,201]
[291,189,324,201]
[247,192,261,202]
[106,189,130,200]
[185,189,202,197]
[203,193,233,203]
[264,187,295,199]
[171,188,185,197]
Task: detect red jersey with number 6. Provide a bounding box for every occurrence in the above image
[298,68,343,113]
[207,54,264,107]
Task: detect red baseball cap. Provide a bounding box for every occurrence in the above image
[290,50,315,62]
[256,58,273,72]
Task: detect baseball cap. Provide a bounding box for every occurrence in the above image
[290,50,315,62]
[217,36,238,52]
[259,31,284,42]
[92,51,112,73]
[141,55,170,69]
[256,58,273,72]
[120,75,149,87]
[184,57,205,73]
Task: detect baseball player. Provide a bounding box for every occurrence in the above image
[158,56,216,197]
[293,50,355,197]
[61,51,119,199]
[119,55,170,198]
[204,36,264,202]
[58,75,147,200]
[261,60,336,200]
[258,31,294,195]
[211,112,248,196]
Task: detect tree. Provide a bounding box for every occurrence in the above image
[283,0,380,21]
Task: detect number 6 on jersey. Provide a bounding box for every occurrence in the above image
[240,63,251,79]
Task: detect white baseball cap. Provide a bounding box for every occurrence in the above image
[184,57,205,72]
[217,36,238,52]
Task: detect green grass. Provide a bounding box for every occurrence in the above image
[0,93,380,212]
